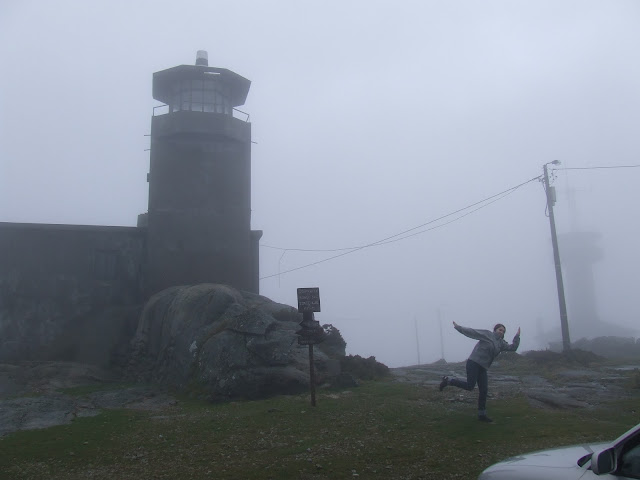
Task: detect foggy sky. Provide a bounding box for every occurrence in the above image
[1,0,639,367]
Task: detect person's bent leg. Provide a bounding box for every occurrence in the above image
[448,359,480,391]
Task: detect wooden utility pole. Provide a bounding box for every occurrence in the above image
[543,161,571,352]
[308,340,316,407]
[414,316,420,365]
[438,308,445,361]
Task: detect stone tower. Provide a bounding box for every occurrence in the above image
[144,51,261,295]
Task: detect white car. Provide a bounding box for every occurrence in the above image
[478,422,640,479]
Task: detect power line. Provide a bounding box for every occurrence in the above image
[372,188,519,247]
[259,175,541,280]
[557,164,640,171]
[260,244,355,253]
[261,163,638,256]
[262,175,540,253]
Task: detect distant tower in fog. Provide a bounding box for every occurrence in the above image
[558,231,603,335]
[557,181,603,337]
[145,51,262,295]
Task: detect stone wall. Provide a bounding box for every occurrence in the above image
[0,222,145,362]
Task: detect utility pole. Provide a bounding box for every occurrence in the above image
[414,316,421,365]
[543,161,571,352]
[437,308,445,361]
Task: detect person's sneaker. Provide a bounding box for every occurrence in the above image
[439,376,449,391]
[478,414,493,423]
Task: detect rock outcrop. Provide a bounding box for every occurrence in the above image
[127,284,344,399]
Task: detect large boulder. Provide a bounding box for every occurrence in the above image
[128,284,344,400]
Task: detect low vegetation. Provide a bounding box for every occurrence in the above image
[493,348,609,378]
[2,374,638,480]
[340,354,390,380]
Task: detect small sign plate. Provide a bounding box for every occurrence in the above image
[297,287,321,312]
[298,336,320,345]
[299,319,320,329]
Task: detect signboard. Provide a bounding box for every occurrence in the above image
[298,336,320,345]
[297,287,321,312]
[299,319,320,330]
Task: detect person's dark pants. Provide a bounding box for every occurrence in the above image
[449,359,488,412]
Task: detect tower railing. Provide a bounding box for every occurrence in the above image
[153,104,170,116]
[152,104,250,122]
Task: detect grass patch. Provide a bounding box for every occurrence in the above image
[1,379,637,480]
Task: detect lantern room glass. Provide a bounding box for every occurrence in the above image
[170,79,231,114]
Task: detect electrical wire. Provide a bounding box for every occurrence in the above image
[556,164,640,171]
[260,163,638,280]
[261,175,541,253]
[371,188,519,246]
[259,174,541,280]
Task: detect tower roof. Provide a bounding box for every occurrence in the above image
[152,65,251,107]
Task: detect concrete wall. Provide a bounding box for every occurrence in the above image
[146,110,258,294]
[0,222,145,361]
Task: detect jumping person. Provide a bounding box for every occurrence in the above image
[439,321,520,422]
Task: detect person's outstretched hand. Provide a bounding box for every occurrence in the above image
[516,327,521,335]
[453,321,458,328]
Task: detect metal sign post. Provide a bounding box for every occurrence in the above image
[296,288,324,407]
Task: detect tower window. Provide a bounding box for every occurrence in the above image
[170,78,230,114]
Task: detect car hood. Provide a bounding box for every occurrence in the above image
[479,442,610,480]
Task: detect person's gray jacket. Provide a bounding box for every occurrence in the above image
[455,325,520,369]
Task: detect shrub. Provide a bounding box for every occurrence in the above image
[317,323,347,359]
[340,354,390,380]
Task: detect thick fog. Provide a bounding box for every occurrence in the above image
[1,1,638,367]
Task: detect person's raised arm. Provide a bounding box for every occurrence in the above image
[502,327,521,352]
[453,322,490,341]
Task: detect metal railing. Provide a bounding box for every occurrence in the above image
[152,104,170,116]
[233,108,250,122]
[152,104,250,122]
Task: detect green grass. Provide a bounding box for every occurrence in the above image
[1,380,638,480]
